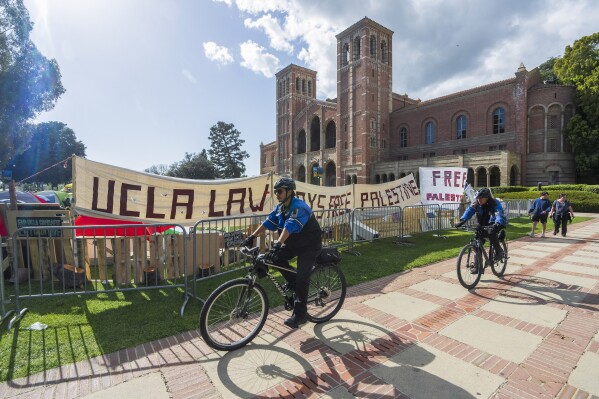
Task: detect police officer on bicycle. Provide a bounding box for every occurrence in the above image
[456,187,506,260]
[241,177,322,328]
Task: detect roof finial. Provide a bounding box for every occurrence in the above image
[517,62,527,73]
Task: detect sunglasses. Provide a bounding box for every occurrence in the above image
[275,189,286,195]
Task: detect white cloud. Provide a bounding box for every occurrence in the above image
[239,40,280,77]
[212,0,233,7]
[222,0,599,100]
[181,69,197,84]
[202,41,234,65]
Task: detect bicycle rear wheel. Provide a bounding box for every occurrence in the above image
[199,278,269,351]
[457,244,482,289]
[306,264,346,323]
[491,240,508,277]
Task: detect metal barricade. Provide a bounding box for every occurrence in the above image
[439,202,474,229]
[350,206,402,244]
[400,204,444,239]
[504,199,533,219]
[1,237,14,326]
[313,208,352,251]
[6,223,189,329]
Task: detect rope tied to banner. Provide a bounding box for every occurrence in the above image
[16,156,72,185]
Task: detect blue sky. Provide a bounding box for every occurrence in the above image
[24,0,599,177]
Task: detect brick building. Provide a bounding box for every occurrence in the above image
[259,17,576,187]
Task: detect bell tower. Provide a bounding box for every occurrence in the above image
[336,18,393,183]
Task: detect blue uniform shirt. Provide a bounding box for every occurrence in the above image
[263,196,313,234]
[461,199,507,226]
[529,198,551,217]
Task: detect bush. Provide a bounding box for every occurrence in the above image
[501,190,599,213]
[541,184,588,192]
[490,186,530,194]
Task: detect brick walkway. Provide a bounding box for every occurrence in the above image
[2,217,599,399]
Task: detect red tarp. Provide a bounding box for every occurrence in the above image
[74,215,172,237]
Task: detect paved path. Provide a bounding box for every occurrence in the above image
[2,217,599,399]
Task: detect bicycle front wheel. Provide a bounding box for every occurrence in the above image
[457,244,482,289]
[306,264,347,323]
[491,240,508,277]
[199,278,269,351]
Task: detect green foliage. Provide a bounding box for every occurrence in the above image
[208,121,249,178]
[0,0,65,170]
[554,32,599,178]
[10,122,85,185]
[542,184,589,191]
[490,186,530,194]
[500,190,599,212]
[537,56,561,84]
[144,164,169,176]
[166,151,216,179]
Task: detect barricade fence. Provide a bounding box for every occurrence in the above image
[0,200,535,328]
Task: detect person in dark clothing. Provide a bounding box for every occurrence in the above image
[241,177,322,328]
[528,191,552,237]
[455,188,507,270]
[549,193,575,237]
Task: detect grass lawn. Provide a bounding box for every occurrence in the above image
[0,215,593,382]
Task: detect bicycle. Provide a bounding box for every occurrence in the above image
[199,246,347,351]
[456,225,508,289]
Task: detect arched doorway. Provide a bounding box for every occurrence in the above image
[489,166,501,187]
[310,116,320,151]
[311,163,321,185]
[389,173,395,181]
[382,174,388,183]
[375,175,381,184]
[510,165,519,186]
[476,167,487,187]
[399,172,406,178]
[352,175,357,184]
[467,168,475,187]
[297,165,306,183]
[325,162,336,187]
[345,175,352,185]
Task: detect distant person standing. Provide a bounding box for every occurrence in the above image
[549,193,575,237]
[528,191,552,237]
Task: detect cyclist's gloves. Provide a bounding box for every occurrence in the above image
[455,220,466,228]
[240,234,255,248]
[266,241,282,263]
[492,223,502,234]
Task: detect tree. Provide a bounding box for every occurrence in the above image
[144,164,169,176]
[0,0,65,170]
[538,56,560,84]
[208,121,249,178]
[166,152,216,179]
[11,122,86,186]
[554,32,599,179]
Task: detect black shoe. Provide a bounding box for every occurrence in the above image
[562,234,566,237]
[553,231,557,236]
[284,313,307,328]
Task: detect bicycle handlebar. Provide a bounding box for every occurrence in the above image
[240,246,260,258]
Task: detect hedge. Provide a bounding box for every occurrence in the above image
[499,190,599,213]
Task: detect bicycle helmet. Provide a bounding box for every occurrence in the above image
[475,187,492,199]
[274,177,296,191]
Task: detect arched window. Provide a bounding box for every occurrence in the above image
[457,115,467,139]
[400,127,408,148]
[295,77,300,92]
[370,35,377,59]
[510,165,519,186]
[389,173,395,181]
[302,79,306,95]
[425,122,435,144]
[380,40,388,63]
[325,121,336,148]
[375,174,381,184]
[310,117,320,151]
[308,80,312,97]
[382,174,388,183]
[278,81,282,97]
[493,107,505,134]
[297,165,306,183]
[352,175,357,184]
[345,175,352,185]
[476,167,487,187]
[353,36,361,60]
[467,168,474,186]
[297,130,306,154]
[325,162,336,187]
[342,43,349,66]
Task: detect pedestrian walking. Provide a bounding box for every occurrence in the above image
[528,191,551,237]
[549,193,575,237]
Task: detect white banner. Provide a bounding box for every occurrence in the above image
[72,157,421,223]
[418,167,467,204]
[74,157,274,223]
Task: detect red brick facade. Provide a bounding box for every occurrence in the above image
[260,17,576,187]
